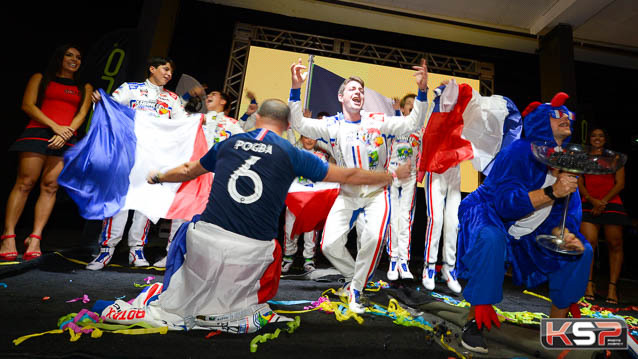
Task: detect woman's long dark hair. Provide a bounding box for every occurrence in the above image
[588,127,611,148]
[36,44,85,109]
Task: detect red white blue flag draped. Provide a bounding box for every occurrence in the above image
[58,89,212,222]
[418,80,522,176]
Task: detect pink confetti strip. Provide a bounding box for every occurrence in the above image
[144,276,155,284]
[62,321,94,334]
[304,296,329,310]
[65,294,90,304]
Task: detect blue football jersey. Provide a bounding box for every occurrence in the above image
[199,128,329,240]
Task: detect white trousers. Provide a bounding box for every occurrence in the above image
[424,166,461,266]
[388,172,417,261]
[166,219,185,251]
[99,210,182,249]
[320,189,390,292]
[99,210,151,248]
[283,208,318,259]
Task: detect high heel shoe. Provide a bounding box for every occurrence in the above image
[605,282,619,305]
[584,280,595,301]
[23,234,42,261]
[0,234,18,261]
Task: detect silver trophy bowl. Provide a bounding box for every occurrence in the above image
[530,142,627,255]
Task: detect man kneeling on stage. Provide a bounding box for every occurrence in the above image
[456,93,593,353]
[99,99,409,333]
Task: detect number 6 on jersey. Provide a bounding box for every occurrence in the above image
[228,156,263,204]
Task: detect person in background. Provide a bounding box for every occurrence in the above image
[238,91,259,131]
[1,44,92,261]
[282,132,331,273]
[386,94,421,281]
[86,56,185,270]
[199,90,244,148]
[578,128,629,304]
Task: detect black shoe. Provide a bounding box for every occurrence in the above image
[461,319,488,354]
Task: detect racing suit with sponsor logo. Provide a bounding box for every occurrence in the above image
[387,130,422,262]
[201,111,244,149]
[100,80,187,251]
[289,88,427,293]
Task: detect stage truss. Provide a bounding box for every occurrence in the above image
[224,23,495,117]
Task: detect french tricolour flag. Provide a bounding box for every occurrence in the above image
[419,79,522,176]
[285,180,340,238]
[58,89,212,223]
[306,63,394,116]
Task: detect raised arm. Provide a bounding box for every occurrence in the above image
[288,59,331,141]
[381,59,429,135]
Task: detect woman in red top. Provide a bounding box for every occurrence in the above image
[0,45,92,261]
[579,128,630,304]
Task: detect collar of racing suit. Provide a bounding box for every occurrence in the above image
[144,79,163,96]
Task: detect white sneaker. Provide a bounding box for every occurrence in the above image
[387,258,399,281]
[86,247,114,271]
[281,256,293,273]
[422,265,436,290]
[398,259,414,280]
[153,256,167,268]
[129,247,149,267]
[348,287,366,314]
[442,265,462,294]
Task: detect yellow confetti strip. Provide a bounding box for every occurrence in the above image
[523,290,551,302]
[250,316,300,353]
[14,311,168,346]
[13,329,63,346]
[54,252,166,271]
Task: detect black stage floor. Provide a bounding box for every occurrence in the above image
[1,226,636,359]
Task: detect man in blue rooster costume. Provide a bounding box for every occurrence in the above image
[456,92,593,354]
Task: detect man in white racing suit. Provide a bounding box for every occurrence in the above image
[288,58,429,313]
[87,57,187,270]
[386,94,423,281]
[200,91,244,148]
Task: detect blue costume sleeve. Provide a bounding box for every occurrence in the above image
[487,142,536,221]
[57,89,137,219]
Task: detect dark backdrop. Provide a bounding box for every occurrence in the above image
[3,1,637,276]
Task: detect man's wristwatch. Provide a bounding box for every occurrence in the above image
[152,173,162,184]
[543,186,557,200]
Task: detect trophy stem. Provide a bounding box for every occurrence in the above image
[559,192,571,241]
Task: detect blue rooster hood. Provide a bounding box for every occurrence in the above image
[522,92,574,145]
